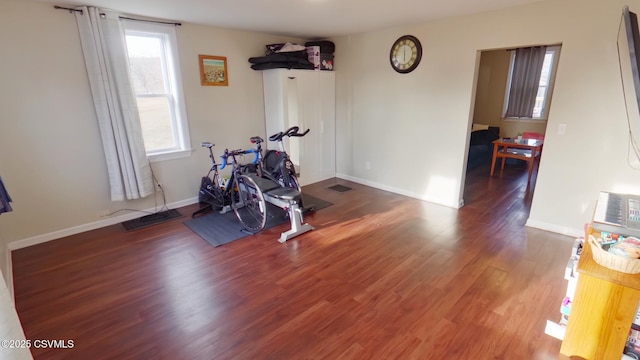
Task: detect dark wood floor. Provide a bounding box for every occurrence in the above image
[13,162,573,359]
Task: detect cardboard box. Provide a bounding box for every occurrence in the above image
[306,46,320,69]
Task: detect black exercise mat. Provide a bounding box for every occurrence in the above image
[301,193,333,212]
[184,203,288,247]
[121,209,182,231]
[328,184,352,192]
[185,193,333,247]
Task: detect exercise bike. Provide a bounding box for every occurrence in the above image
[239,127,315,241]
[194,139,313,242]
[250,126,309,191]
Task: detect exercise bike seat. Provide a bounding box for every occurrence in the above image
[266,187,301,202]
[245,174,281,193]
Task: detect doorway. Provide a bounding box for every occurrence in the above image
[462,45,561,206]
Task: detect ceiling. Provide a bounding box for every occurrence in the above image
[42,0,544,39]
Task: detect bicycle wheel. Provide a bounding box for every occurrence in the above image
[232,174,267,233]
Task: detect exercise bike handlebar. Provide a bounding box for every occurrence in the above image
[219,148,260,169]
[289,127,310,137]
[268,126,310,142]
[281,126,308,138]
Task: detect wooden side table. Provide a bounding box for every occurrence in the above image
[560,227,640,359]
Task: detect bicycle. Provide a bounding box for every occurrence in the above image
[194,142,267,233]
[195,142,229,214]
[234,129,316,242]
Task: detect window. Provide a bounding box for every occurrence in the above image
[123,21,190,161]
[504,45,561,120]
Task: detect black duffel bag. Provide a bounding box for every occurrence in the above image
[305,40,335,54]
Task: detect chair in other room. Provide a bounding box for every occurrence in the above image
[522,131,545,140]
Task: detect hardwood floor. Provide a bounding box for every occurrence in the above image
[13,163,573,359]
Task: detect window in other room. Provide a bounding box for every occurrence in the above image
[123,21,191,162]
[503,45,561,120]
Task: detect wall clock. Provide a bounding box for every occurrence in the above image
[390,35,422,73]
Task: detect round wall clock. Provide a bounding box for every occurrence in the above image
[390,35,422,73]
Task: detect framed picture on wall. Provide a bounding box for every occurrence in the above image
[199,55,228,86]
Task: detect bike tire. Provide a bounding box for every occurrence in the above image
[232,174,267,233]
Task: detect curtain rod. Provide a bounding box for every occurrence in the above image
[505,45,545,52]
[119,16,181,26]
[54,5,181,26]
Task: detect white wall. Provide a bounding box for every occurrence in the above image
[333,0,640,235]
[473,50,510,129]
[0,0,303,256]
[0,235,7,288]
[0,273,31,360]
[334,28,478,208]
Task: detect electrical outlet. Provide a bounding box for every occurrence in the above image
[365,161,371,170]
[98,210,110,217]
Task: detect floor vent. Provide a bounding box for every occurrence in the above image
[328,184,352,193]
[121,209,182,231]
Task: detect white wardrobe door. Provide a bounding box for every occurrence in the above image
[290,71,321,185]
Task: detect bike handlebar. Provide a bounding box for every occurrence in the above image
[219,148,259,169]
[289,128,310,137]
[268,126,310,142]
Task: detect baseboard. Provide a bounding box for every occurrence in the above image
[335,173,461,209]
[8,197,199,251]
[525,218,583,238]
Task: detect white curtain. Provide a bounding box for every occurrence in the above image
[505,46,547,118]
[74,7,154,201]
